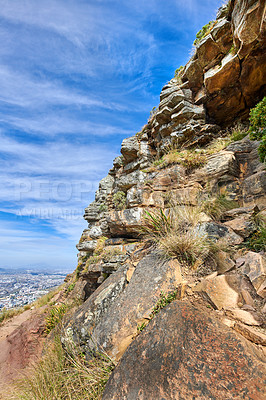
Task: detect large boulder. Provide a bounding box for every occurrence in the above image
[240,251,266,298]
[103,301,266,400]
[232,0,266,57]
[66,252,183,361]
[121,137,139,162]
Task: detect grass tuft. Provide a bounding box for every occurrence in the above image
[142,205,212,267]
[202,194,239,220]
[11,336,115,400]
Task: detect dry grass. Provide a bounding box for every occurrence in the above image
[153,149,207,173]
[142,204,211,267]
[142,193,235,267]
[201,194,239,220]
[0,307,25,325]
[206,137,232,154]
[10,335,115,400]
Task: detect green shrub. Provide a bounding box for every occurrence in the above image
[244,227,266,252]
[99,203,108,212]
[45,304,67,334]
[150,290,178,319]
[194,21,217,46]
[244,212,266,252]
[113,191,126,210]
[66,283,76,293]
[249,97,266,162]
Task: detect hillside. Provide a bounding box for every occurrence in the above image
[1,0,266,399]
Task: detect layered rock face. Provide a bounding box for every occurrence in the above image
[63,1,266,398]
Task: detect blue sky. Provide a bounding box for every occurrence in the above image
[0,0,223,271]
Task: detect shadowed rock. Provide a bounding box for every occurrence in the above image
[103,301,266,400]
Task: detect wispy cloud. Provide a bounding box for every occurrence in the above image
[0,0,223,270]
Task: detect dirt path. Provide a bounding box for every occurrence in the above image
[0,308,46,399]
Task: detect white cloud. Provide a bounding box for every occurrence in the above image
[0,222,78,270]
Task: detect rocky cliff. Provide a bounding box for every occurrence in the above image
[63,1,266,398]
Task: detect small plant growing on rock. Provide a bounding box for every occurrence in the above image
[202,194,238,220]
[66,282,76,294]
[45,304,67,334]
[174,65,184,82]
[150,290,178,319]
[244,211,266,252]
[230,124,248,142]
[99,203,108,213]
[94,236,108,255]
[113,191,126,210]
[249,97,266,162]
[142,205,212,267]
[193,20,217,46]
[137,322,147,333]
[84,255,102,272]
[154,149,207,173]
[149,106,158,120]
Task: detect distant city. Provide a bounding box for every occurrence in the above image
[0,269,67,309]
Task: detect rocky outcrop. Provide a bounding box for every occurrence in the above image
[61,1,266,398]
[103,301,266,400]
[64,252,184,360]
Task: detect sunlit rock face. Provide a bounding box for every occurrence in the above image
[62,1,266,398]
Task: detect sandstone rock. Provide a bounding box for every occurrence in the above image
[196,34,221,69]
[113,156,123,169]
[171,103,205,123]
[198,221,243,245]
[206,85,246,125]
[194,87,207,105]
[182,58,203,90]
[71,252,183,361]
[223,205,259,219]
[116,170,145,190]
[234,323,266,346]
[103,301,266,400]
[121,137,139,162]
[159,82,180,101]
[106,208,143,237]
[154,106,172,124]
[215,250,235,274]
[194,274,244,310]
[126,187,164,208]
[152,165,186,190]
[224,215,256,237]
[170,183,203,206]
[158,90,186,109]
[204,53,240,94]
[84,202,100,222]
[76,240,97,253]
[240,49,266,106]
[211,18,231,42]
[203,150,238,179]
[225,308,262,326]
[63,264,129,348]
[240,252,266,298]
[242,170,266,208]
[88,226,102,239]
[232,0,265,56]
